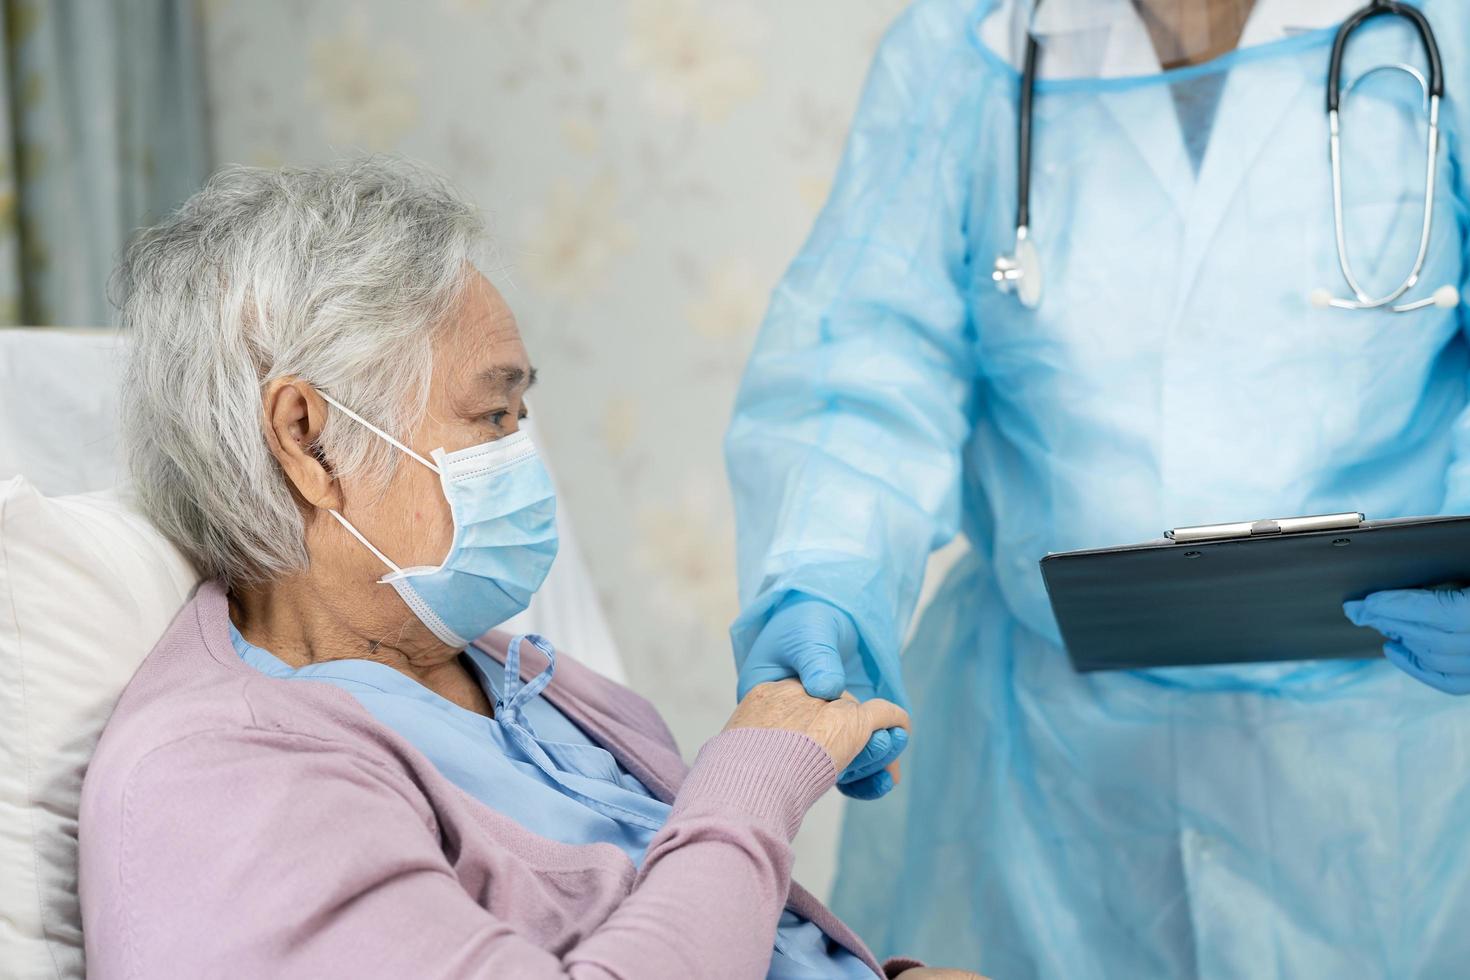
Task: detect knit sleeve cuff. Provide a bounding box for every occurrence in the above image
[672,728,837,839]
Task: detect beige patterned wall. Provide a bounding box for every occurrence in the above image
[202,0,913,896]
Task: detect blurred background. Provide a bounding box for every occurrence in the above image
[4,0,940,899]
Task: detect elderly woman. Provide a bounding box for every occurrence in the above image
[76,159,974,980]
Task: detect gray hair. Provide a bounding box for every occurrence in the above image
[118,156,484,588]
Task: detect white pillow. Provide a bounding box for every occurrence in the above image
[0,477,199,980]
[0,329,126,495]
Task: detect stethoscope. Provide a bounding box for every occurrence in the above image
[992,0,1460,313]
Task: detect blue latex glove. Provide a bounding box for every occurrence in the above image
[739,594,909,798]
[1345,588,1470,695]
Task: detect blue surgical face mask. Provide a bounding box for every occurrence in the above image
[316,391,559,648]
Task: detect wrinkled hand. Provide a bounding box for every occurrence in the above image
[740,594,909,799]
[1345,587,1470,694]
[895,969,988,979]
[724,679,910,777]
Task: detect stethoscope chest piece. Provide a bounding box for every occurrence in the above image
[993,228,1042,309]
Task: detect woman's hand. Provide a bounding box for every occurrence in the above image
[740,594,909,799]
[895,969,988,979]
[724,679,910,775]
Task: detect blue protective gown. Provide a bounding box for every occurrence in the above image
[725,1,1470,976]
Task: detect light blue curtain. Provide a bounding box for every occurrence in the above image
[0,0,207,325]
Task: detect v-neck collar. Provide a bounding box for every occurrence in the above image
[990,0,1362,79]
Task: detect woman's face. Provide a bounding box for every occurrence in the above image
[336,271,535,572]
[285,269,537,656]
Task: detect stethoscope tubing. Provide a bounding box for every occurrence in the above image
[996,0,1453,314]
[1015,33,1039,232]
[1328,0,1442,110]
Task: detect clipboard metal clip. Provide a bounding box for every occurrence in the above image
[1166,512,1364,544]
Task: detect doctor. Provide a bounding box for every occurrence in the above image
[725,0,1470,976]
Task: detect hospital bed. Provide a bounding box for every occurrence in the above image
[0,327,626,979]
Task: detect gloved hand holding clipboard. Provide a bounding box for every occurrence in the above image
[1039,512,1470,673]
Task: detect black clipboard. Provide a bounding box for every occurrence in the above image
[1038,513,1470,672]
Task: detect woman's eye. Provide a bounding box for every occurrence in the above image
[481,407,527,428]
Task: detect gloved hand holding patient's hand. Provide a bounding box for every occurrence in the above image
[740,594,909,799]
[1345,587,1470,694]
[725,679,910,777]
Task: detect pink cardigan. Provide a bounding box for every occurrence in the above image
[78,582,921,978]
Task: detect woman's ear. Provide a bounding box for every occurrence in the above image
[261,377,344,510]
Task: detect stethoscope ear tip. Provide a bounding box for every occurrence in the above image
[1309,288,1333,309]
[1434,285,1461,309]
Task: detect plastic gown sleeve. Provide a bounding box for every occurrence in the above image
[725,0,981,706]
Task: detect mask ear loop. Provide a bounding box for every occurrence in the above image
[316,390,441,475]
[313,389,440,578]
[326,510,403,576]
